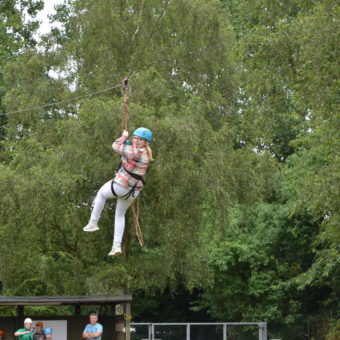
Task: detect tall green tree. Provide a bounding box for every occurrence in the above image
[1,0,239,294]
[0,0,43,157]
[0,0,338,339]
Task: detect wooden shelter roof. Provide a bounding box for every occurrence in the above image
[0,295,132,306]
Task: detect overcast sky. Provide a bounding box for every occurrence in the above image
[35,0,65,36]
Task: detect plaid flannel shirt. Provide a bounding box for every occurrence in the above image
[112,136,149,189]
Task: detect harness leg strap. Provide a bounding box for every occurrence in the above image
[112,180,136,200]
[124,185,136,199]
[111,180,118,197]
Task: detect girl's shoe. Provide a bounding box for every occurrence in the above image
[83,223,99,232]
[108,245,123,256]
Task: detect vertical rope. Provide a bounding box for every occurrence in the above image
[121,78,144,247]
[122,78,129,131]
[133,196,144,246]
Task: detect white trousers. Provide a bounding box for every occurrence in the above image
[90,181,139,246]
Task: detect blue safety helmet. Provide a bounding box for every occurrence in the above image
[44,328,52,334]
[133,127,153,143]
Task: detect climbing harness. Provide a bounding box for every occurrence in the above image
[112,78,145,246]
[110,165,145,200]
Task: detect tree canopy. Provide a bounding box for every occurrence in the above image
[0,0,339,339]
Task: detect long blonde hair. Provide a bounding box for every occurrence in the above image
[146,143,153,161]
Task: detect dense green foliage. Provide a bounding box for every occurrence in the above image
[0,0,43,155]
[0,0,339,339]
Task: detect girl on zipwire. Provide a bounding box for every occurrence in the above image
[83,127,153,256]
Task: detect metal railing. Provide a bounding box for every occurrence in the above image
[131,322,268,340]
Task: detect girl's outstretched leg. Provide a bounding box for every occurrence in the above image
[84,181,114,232]
[108,183,139,256]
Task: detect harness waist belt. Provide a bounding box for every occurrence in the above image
[122,166,146,186]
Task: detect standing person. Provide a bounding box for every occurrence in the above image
[33,322,44,340]
[14,318,33,339]
[83,313,103,339]
[83,128,153,256]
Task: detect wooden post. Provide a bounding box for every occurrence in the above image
[125,302,131,340]
[114,304,125,340]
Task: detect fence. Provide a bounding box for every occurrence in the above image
[131,322,268,340]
